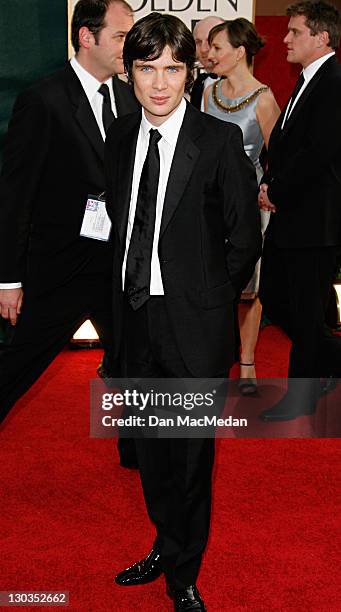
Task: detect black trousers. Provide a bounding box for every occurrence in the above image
[122,297,220,590]
[0,274,114,421]
[260,241,341,380]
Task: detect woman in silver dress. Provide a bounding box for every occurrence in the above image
[204,18,280,393]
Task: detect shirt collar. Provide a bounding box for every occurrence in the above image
[303,51,335,83]
[70,56,113,101]
[140,98,187,146]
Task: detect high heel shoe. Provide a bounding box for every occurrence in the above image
[238,362,257,396]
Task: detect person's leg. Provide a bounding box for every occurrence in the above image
[0,285,88,422]
[120,298,171,542]
[313,248,341,378]
[89,276,115,374]
[238,297,262,392]
[117,297,217,590]
[261,247,340,421]
[161,436,215,590]
[89,278,139,469]
[141,298,216,589]
[286,247,338,378]
[259,239,292,337]
[238,209,270,392]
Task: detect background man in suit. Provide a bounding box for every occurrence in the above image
[190,16,224,110]
[0,0,138,423]
[105,12,261,610]
[259,1,341,421]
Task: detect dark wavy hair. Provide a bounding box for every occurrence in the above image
[71,0,132,53]
[287,1,341,50]
[123,12,196,92]
[208,18,265,67]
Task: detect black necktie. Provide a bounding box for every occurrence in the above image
[125,129,162,310]
[285,72,305,122]
[190,72,217,109]
[98,83,115,134]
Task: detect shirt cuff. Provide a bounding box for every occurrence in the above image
[0,282,22,289]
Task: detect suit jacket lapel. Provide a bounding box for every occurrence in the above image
[65,63,104,163]
[112,76,126,117]
[112,75,138,117]
[160,104,201,237]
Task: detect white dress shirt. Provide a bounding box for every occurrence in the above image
[281,51,335,128]
[122,97,187,294]
[0,57,116,289]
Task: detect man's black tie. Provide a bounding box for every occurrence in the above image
[190,72,217,109]
[125,129,162,310]
[285,72,305,122]
[98,83,115,134]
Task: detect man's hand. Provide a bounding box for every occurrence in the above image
[258,183,277,213]
[0,288,24,326]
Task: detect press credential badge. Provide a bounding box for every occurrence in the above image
[80,194,111,241]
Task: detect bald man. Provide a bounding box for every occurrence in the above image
[191,16,224,110]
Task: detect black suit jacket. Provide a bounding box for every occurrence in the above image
[263,55,341,248]
[105,103,262,376]
[0,63,138,291]
[190,72,209,109]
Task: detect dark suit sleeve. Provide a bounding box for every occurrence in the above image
[104,134,115,223]
[219,126,262,294]
[0,89,50,282]
[267,75,341,205]
[104,124,122,243]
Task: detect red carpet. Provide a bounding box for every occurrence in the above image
[1,325,341,610]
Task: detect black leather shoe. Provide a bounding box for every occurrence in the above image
[259,398,315,422]
[166,584,206,611]
[115,549,162,586]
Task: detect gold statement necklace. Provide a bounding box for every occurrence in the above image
[212,80,269,113]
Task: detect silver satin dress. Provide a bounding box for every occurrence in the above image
[206,79,270,297]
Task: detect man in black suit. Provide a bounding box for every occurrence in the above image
[105,13,261,610]
[259,1,341,421]
[0,0,138,422]
[190,16,224,110]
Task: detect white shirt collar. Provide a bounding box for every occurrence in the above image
[140,98,187,146]
[303,51,335,83]
[70,56,113,102]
